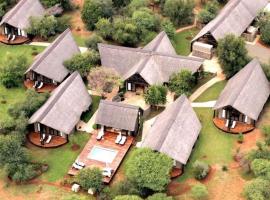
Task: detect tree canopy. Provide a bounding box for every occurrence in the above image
[144,85,168,106]
[77,168,103,192]
[114,195,143,200]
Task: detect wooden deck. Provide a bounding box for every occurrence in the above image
[0,34,30,45]
[24,80,58,93]
[28,132,68,148]
[68,131,134,183]
[213,118,255,134]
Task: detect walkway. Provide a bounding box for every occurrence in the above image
[176,19,197,33]
[29,42,88,53]
[246,39,270,64]
[191,100,216,108]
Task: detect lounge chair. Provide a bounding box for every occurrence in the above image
[72,163,83,170]
[231,121,236,129]
[37,82,44,89]
[225,119,229,128]
[115,133,122,144]
[102,167,113,178]
[71,184,80,192]
[45,135,52,144]
[119,136,127,145]
[96,126,104,140]
[11,35,16,41]
[222,109,226,118]
[75,159,85,167]
[7,34,11,41]
[33,81,38,88]
[40,133,45,142]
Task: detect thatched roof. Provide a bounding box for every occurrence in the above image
[29,71,92,135]
[0,0,45,30]
[142,95,201,165]
[214,59,270,120]
[25,29,80,83]
[98,32,203,85]
[95,100,140,132]
[192,0,268,42]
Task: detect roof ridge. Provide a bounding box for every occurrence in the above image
[36,72,79,122]
[2,0,28,23]
[151,32,166,52]
[30,29,72,72]
[101,100,140,110]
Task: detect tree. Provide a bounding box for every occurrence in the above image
[87,67,122,93]
[114,195,142,200]
[190,184,208,200]
[112,0,131,8]
[82,0,113,30]
[127,0,149,15]
[217,34,250,78]
[147,193,173,200]
[0,54,29,88]
[168,70,195,96]
[163,0,194,26]
[126,148,173,192]
[144,85,167,107]
[251,159,270,180]
[77,168,103,192]
[260,21,270,46]
[198,1,219,24]
[85,33,103,51]
[161,19,176,39]
[243,178,270,200]
[41,0,72,10]
[192,160,210,180]
[112,179,140,197]
[95,18,113,39]
[64,50,100,77]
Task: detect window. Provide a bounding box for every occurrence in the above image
[127,82,132,91]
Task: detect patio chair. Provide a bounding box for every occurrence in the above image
[119,136,127,145]
[115,133,122,144]
[72,163,83,170]
[225,119,229,128]
[40,133,46,142]
[102,167,113,178]
[37,82,44,89]
[11,35,16,41]
[7,34,11,41]
[33,81,38,88]
[96,126,104,141]
[45,135,52,144]
[71,183,80,192]
[231,121,236,129]
[75,159,85,167]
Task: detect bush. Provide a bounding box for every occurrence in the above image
[197,1,219,24]
[243,178,270,200]
[114,195,142,200]
[144,85,168,107]
[237,133,244,143]
[77,168,103,192]
[112,179,139,197]
[95,18,113,39]
[251,159,270,179]
[190,184,208,200]
[147,193,173,200]
[163,0,194,26]
[260,21,270,45]
[192,160,210,180]
[5,162,38,182]
[82,0,113,30]
[127,0,149,15]
[161,19,176,39]
[41,0,73,10]
[85,34,103,51]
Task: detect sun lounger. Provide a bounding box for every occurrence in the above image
[225,119,229,128]
[102,168,113,177]
[115,133,122,144]
[40,133,46,142]
[33,81,38,88]
[37,82,44,89]
[119,136,127,145]
[222,109,226,118]
[75,159,85,167]
[45,135,52,144]
[11,35,16,41]
[71,184,80,192]
[72,163,83,170]
[231,121,236,129]
[96,126,104,140]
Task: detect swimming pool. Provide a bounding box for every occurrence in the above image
[88,146,118,163]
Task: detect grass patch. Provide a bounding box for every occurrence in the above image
[73,34,88,47]
[173,28,199,56]
[178,108,236,182]
[194,81,227,102]
[191,72,216,94]
[81,95,102,122]
[29,132,90,182]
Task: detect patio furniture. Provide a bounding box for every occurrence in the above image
[115,133,122,144]
[33,81,38,88]
[222,109,226,118]
[231,121,236,129]
[45,135,52,144]
[72,163,83,170]
[37,81,44,89]
[119,136,127,145]
[75,159,85,167]
[7,34,11,41]
[96,126,104,141]
[40,133,45,142]
[102,167,113,178]
[11,35,16,41]
[225,119,229,128]
[71,184,80,192]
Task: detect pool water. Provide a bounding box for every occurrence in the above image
[88,146,118,163]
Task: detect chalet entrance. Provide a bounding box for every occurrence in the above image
[125,74,148,93]
[0,23,30,45]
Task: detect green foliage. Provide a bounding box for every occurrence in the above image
[198,1,219,24]
[237,132,244,143]
[251,159,270,180]
[217,34,250,78]
[77,167,103,192]
[125,148,173,192]
[41,0,72,10]
[95,18,113,39]
[127,0,149,15]
[111,179,140,197]
[144,85,168,106]
[112,0,131,8]
[192,160,210,180]
[8,89,49,119]
[243,178,270,200]
[64,50,100,76]
[161,19,176,39]
[260,21,270,45]
[147,193,173,200]
[190,184,208,200]
[248,142,270,161]
[0,54,29,88]
[163,0,194,26]
[82,0,113,30]
[85,33,103,51]
[168,69,195,96]
[262,126,270,145]
[114,195,142,200]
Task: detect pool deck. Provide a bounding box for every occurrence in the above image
[68,131,134,183]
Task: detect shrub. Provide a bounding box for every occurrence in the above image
[161,19,176,39]
[41,0,73,10]
[114,195,142,200]
[237,133,244,143]
[77,167,103,192]
[85,34,103,51]
[251,159,270,179]
[222,165,228,172]
[260,21,270,45]
[112,179,139,197]
[82,0,113,30]
[144,85,168,107]
[95,18,113,39]
[127,0,150,15]
[147,193,173,200]
[192,160,210,180]
[243,178,270,200]
[5,162,38,182]
[197,1,219,24]
[190,184,208,200]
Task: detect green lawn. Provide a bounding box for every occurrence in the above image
[29,132,90,182]
[81,95,102,122]
[173,28,199,56]
[194,81,227,102]
[178,108,237,182]
[73,34,88,47]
